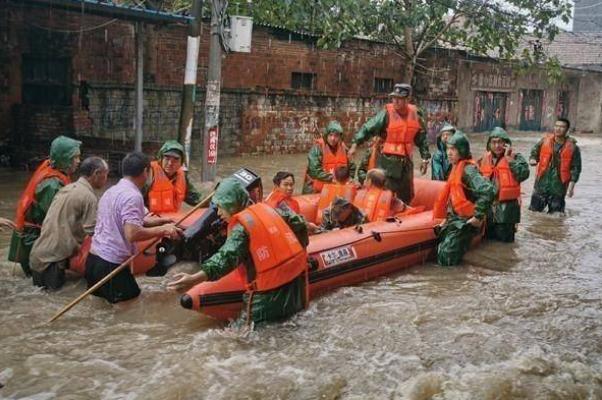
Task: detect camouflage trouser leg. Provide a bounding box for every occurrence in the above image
[486,222,516,243]
[379,154,414,203]
[437,222,478,266]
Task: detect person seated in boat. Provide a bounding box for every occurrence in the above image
[9,135,82,277]
[168,177,310,326]
[433,132,494,266]
[143,140,203,214]
[354,169,406,221]
[318,196,367,232]
[431,123,454,181]
[477,127,529,242]
[356,136,382,185]
[29,157,109,290]
[85,152,182,304]
[302,120,354,194]
[265,171,301,213]
[316,166,358,224]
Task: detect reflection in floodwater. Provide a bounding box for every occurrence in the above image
[0,133,601,399]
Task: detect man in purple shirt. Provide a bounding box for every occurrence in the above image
[85,152,182,303]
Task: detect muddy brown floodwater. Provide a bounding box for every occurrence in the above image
[0,132,601,399]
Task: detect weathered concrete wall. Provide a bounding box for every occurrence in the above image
[575,72,602,133]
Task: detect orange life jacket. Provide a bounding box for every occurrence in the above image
[433,160,477,219]
[228,203,307,292]
[264,189,301,214]
[14,159,70,230]
[310,139,349,192]
[148,160,187,213]
[382,103,421,157]
[353,187,393,222]
[316,183,357,224]
[479,152,521,202]
[536,134,574,184]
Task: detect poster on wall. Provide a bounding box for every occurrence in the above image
[207,127,218,164]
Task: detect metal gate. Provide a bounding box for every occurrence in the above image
[473,91,507,132]
[519,89,543,131]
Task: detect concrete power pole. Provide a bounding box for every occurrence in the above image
[177,0,203,164]
[134,22,144,152]
[201,0,223,182]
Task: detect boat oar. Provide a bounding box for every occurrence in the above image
[47,191,215,324]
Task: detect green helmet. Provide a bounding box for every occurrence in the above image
[447,131,471,159]
[487,127,511,151]
[49,135,82,171]
[212,177,250,215]
[157,140,185,163]
[323,120,343,139]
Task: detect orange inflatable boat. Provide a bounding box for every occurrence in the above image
[180,179,456,321]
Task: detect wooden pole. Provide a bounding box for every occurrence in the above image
[48,191,215,324]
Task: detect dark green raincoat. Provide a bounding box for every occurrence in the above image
[303,121,355,194]
[351,106,430,203]
[529,134,581,213]
[437,133,495,266]
[431,123,454,181]
[201,178,309,325]
[478,127,529,242]
[142,140,203,208]
[8,136,81,275]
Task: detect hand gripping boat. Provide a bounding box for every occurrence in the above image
[180,179,452,321]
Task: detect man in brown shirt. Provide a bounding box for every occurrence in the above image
[30,157,109,290]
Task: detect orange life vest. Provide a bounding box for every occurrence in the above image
[316,183,357,224]
[14,159,70,230]
[479,152,521,202]
[433,160,477,219]
[353,187,393,222]
[310,139,349,192]
[148,160,187,213]
[382,103,421,157]
[228,203,307,292]
[264,189,301,214]
[536,134,575,184]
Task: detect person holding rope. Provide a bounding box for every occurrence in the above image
[85,152,182,304]
[168,177,309,326]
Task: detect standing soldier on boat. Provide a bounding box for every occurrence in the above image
[528,118,581,214]
[29,157,109,290]
[477,127,530,242]
[8,136,82,276]
[168,177,309,326]
[433,132,494,266]
[347,83,431,203]
[143,140,203,213]
[431,123,455,181]
[302,121,352,194]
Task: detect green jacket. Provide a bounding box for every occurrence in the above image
[201,209,309,324]
[302,144,356,194]
[318,206,367,231]
[446,163,495,224]
[530,136,582,198]
[351,107,431,161]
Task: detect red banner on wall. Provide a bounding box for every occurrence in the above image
[207,127,218,164]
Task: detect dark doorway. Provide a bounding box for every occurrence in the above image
[519,89,543,131]
[556,90,569,119]
[473,91,507,132]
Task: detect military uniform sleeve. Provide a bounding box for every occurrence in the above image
[275,208,309,248]
[307,144,333,182]
[200,224,249,281]
[509,153,530,183]
[184,174,203,205]
[463,164,495,220]
[530,139,543,161]
[352,110,387,146]
[570,143,582,183]
[414,108,431,160]
[30,178,65,224]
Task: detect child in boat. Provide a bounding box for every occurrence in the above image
[433,132,495,266]
[318,196,367,232]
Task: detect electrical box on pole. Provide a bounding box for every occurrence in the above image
[228,16,253,53]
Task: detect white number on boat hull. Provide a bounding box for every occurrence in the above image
[320,246,357,268]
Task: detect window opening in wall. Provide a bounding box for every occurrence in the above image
[22,55,71,106]
[374,78,393,93]
[291,72,316,90]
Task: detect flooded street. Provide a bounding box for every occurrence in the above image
[1,132,601,399]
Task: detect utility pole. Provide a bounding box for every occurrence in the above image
[134,22,144,152]
[201,0,223,182]
[177,0,203,164]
